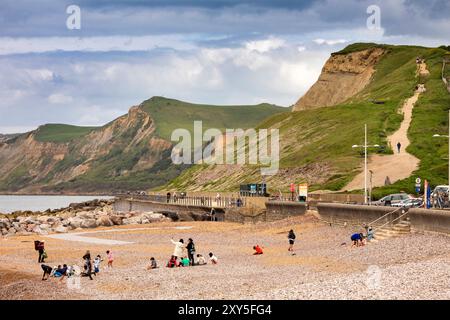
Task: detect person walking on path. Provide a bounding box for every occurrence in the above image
[186,238,196,265]
[288,229,296,252]
[397,142,401,153]
[171,238,185,258]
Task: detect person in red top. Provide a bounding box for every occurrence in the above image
[253,245,263,255]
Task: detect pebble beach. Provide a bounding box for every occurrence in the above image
[1,214,449,300]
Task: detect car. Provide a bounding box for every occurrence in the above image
[372,193,411,206]
[431,185,449,208]
[391,198,423,208]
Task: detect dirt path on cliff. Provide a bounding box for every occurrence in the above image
[342,63,428,191]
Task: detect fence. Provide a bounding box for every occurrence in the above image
[116,194,245,209]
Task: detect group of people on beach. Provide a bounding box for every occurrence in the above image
[164,237,218,268]
[39,245,114,281]
[350,225,374,247]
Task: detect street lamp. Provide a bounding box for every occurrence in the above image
[352,124,381,204]
[432,110,450,186]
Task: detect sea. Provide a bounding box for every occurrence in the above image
[0,195,115,214]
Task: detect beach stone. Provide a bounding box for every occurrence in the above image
[1,228,8,236]
[177,212,194,222]
[7,228,16,234]
[0,219,10,229]
[32,225,48,235]
[96,216,114,227]
[37,215,51,223]
[81,218,98,228]
[26,224,36,232]
[39,223,51,230]
[68,217,83,229]
[122,216,142,225]
[54,225,68,233]
[109,215,124,225]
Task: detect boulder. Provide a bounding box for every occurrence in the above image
[7,228,17,234]
[81,219,98,228]
[1,228,8,236]
[0,219,11,229]
[109,215,124,225]
[177,212,194,222]
[122,216,142,225]
[32,225,48,235]
[24,216,37,224]
[26,224,36,232]
[190,212,209,221]
[160,211,179,221]
[96,216,114,227]
[68,217,83,229]
[37,216,51,223]
[141,219,150,224]
[39,223,51,230]
[54,225,68,233]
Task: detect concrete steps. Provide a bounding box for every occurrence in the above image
[369,220,411,243]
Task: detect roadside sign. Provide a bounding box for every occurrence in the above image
[416,177,421,184]
[298,184,308,202]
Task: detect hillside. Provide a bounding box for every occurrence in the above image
[0,98,287,193]
[164,43,450,197]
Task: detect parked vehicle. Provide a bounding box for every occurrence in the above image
[431,185,449,208]
[391,198,423,208]
[372,193,410,206]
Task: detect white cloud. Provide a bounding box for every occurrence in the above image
[48,93,74,104]
[245,37,286,53]
[313,38,348,45]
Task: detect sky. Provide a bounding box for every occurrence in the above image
[0,0,449,133]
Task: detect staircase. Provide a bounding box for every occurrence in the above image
[369,220,411,243]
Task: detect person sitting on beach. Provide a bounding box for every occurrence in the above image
[351,233,364,247]
[147,257,158,270]
[53,264,68,278]
[167,255,178,268]
[196,254,206,265]
[180,256,190,267]
[208,252,218,264]
[41,264,53,280]
[367,227,374,241]
[253,245,264,255]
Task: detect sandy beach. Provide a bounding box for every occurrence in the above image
[1,214,449,300]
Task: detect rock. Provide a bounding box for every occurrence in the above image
[81,219,98,228]
[190,212,209,221]
[0,218,11,229]
[143,213,168,222]
[32,225,48,235]
[24,216,37,224]
[37,215,51,223]
[47,217,60,224]
[26,224,36,232]
[8,227,17,234]
[54,225,68,233]
[39,223,51,230]
[1,228,8,236]
[177,212,194,222]
[68,217,83,229]
[160,211,179,221]
[96,216,114,227]
[109,215,124,225]
[122,216,142,225]
[141,219,150,224]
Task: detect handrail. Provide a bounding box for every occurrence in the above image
[367,206,403,227]
[373,210,409,232]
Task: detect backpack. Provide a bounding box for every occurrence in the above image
[34,240,41,251]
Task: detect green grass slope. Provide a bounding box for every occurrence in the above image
[35,124,98,143]
[164,44,450,197]
[140,96,288,140]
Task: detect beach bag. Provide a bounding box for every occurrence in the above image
[42,250,48,259]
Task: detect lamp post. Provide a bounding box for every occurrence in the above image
[432,110,450,186]
[352,124,380,204]
[369,169,374,205]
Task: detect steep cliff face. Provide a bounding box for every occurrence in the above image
[292,47,385,111]
[0,97,286,193]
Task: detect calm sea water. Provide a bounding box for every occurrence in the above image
[0,195,115,214]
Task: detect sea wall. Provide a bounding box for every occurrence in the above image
[408,208,450,234]
[317,203,405,226]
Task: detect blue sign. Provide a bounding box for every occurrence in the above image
[426,183,431,209]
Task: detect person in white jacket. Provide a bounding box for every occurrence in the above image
[170,238,185,258]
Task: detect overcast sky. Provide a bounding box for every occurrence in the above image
[0,0,449,133]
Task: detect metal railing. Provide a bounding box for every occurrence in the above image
[117,194,245,208]
[367,207,404,227]
[373,210,409,232]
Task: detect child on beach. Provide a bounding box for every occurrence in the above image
[167,255,178,268]
[253,245,264,255]
[351,233,365,247]
[288,229,296,252]
[41,264,53,280]
[180,256,190,267]
[106,250,114,268]
[147,257,158,270]
[196,254,206,265]
[93,255,103,274]
[208,252,218,264]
